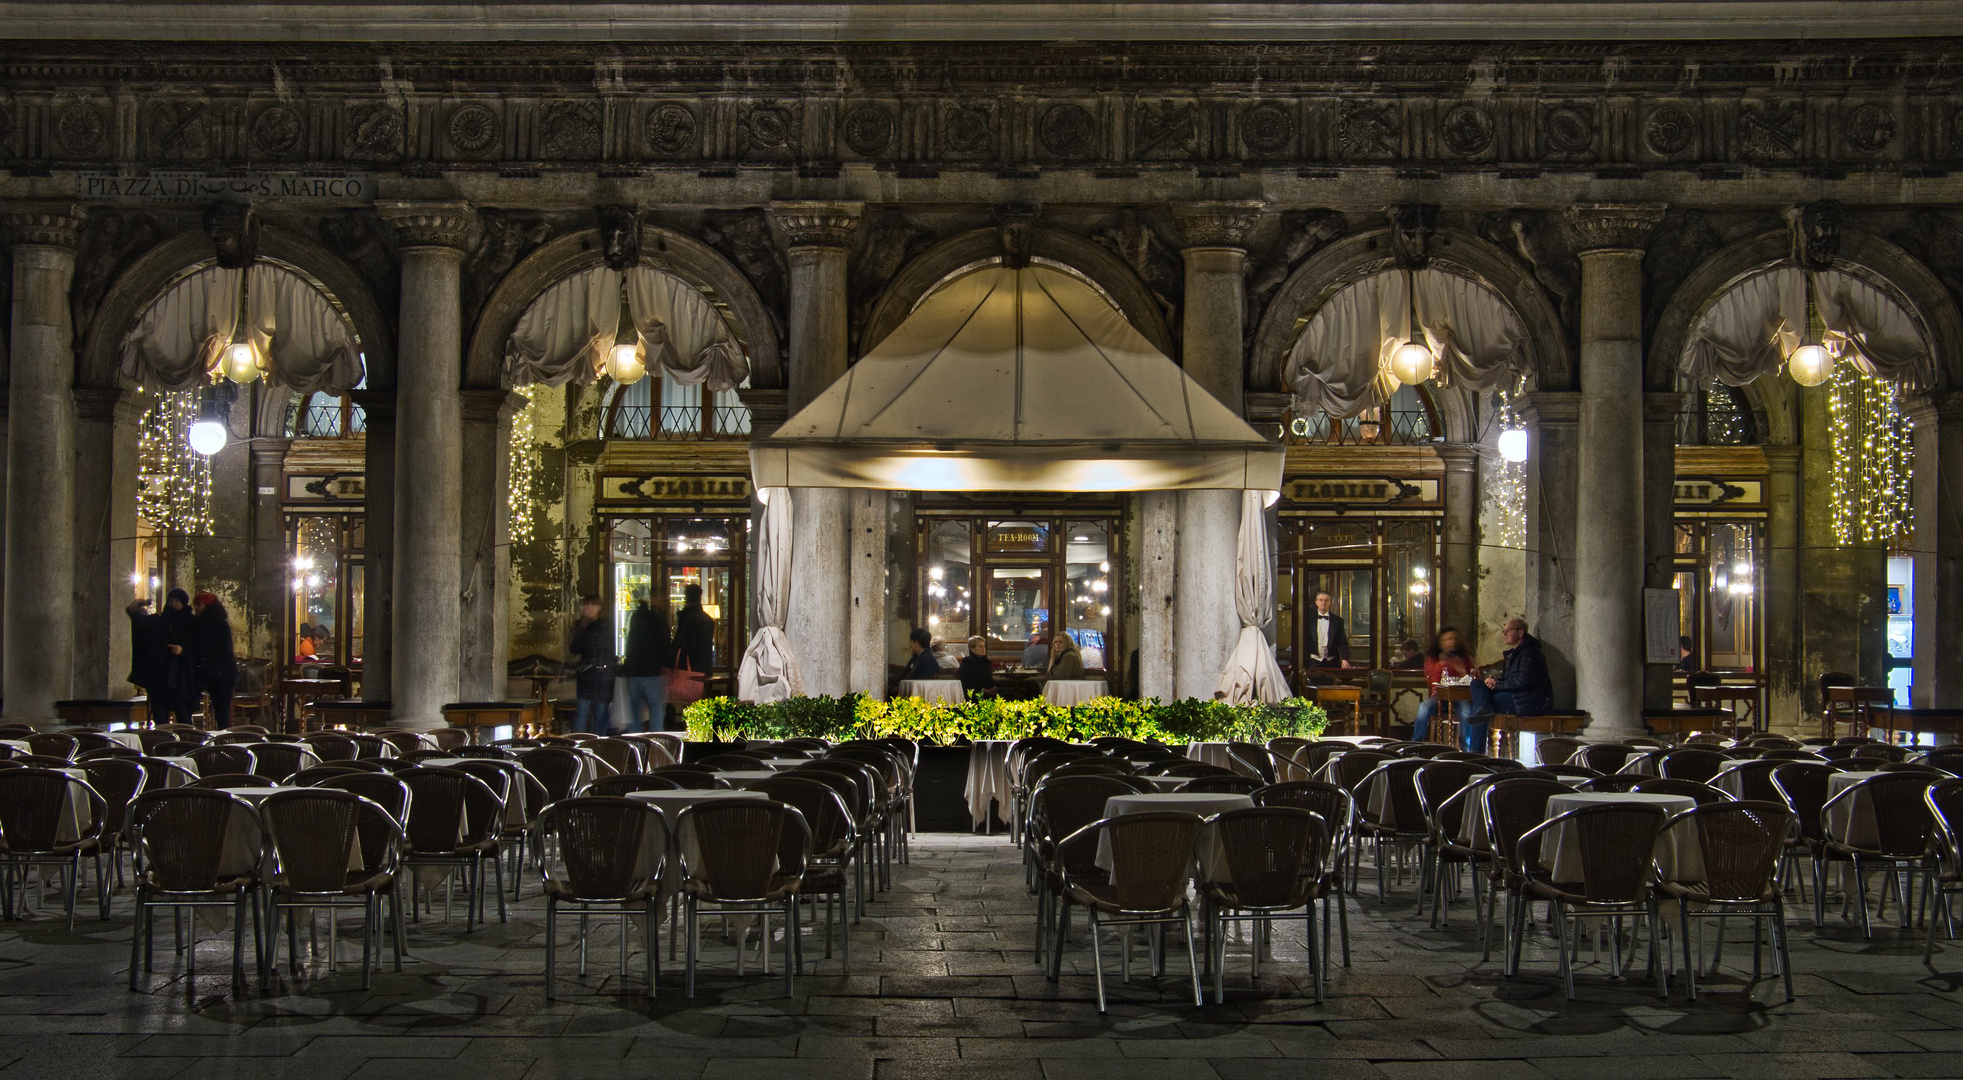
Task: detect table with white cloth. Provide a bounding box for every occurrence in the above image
[628,789,775,930]
[0,739,32,757]
[1541,792,1700,884]
[49,768,94,844]
[897,679,965,704]
[761,758,810,771]
[963,740,1014,832]
[1043,679,1109,707]
[108,731,146,751]
[1825,771,1888,848]
[1456,776,1584,850]
[214,787,363,873]
[152,756,201,786]
[1616,753,1664,777]
[1185,742,1235,770]
[1094,792,1254,884]
[716,771,778,787]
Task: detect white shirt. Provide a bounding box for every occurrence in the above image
[1315,614,1333,657]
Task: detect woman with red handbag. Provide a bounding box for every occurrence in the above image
[667,582,716,715]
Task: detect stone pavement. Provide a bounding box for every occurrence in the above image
[2,834,1960,1079]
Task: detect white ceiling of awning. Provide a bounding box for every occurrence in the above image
[750,264,1282,492]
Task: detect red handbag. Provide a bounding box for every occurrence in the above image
[667,659,706,707]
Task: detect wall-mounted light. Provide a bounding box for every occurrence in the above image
[1497,427,1529,463]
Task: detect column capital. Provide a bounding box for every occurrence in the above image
[1762,445,1803,472]
[1521,389,1581,426]
[2,203,88,250]
[769,201,863,249]
[377,201,476,251]
[1435,443,1478,473]
[1907,389,1963,426]
[1172,201,1263,249]
[737,386,788,435]
[349,388,397,426]
[1563,203,1666,254]
[1644,391,1687,423]
[459,388,528,424]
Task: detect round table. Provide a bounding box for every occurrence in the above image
[1095,791,1256,882]
[1542,792,1699,883]
[1043,679,1109,707]
[1826,771,1888,848]
[898,679,964,704]
[714,770,779,786]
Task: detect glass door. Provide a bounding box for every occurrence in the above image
[1280,515,1439,687]
[602,514,748,680]
[285,512,365,669]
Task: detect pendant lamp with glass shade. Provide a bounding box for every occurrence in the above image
[604,272,649,385]
[219,268,264,384]
[1786,270,1835,387]
[1388,268,1436,386]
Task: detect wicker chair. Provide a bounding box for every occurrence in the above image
[0,768,109,928]
[1714,759,1786,803]
[674,798,810,998]
[1851,742,1912,765]
[78,757,147,886]
[315,774,413,881]
[1412,760,1499,924]
[1047,810,1205,1012]
[528,796,669,999]
[1289,741,1348,778]
[132,756,198,793]
[372,730,435,755]
[304,733,359,762]
[66,732,119,754]
[400,768,507,930]
[1575,775,1645,794]
[260,788,405,988]
[24,733,79,760]
[1655,801,1796,1002]
[589,774,683,797]
[187,745,257,777]
[1923,779,1963,962]
[805,758,893,890]
[1227,740,1277,783]
[1478,777,1572,967]
[830,746,911,865]
[1575,744,1638,774]
[586,738,646,777]
[1201,806,1331,1003]
[1656,748,1730,784]
[648,766,729,790]
[1822,772,1940,937]
[1354,758,1432,900]
[1177,775,1263,796]
[1027,774,1137,966]
[749,775,858,971]
[245,742,320,782]
[1323,749,1397,793]
[1917,748,1963,774]
[440,759,535,901]
[1630,778,1735,806]
[1507,801,1671,999]
[125,787,264,989]
[785,767,873,920]
[519,748,590,804]
[1251,779,1356,968]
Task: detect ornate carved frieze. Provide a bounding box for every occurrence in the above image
[377,201,475,251]
[1172,201,1262,249]
[770,201,861,250]
[2,204,88,249]
[1564,203,1666,254]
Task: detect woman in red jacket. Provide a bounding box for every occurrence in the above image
[1412,627,1476,744]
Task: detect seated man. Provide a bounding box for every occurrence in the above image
[956,635,997,699]
[901,627,942,684]
[1467,617,1553,754]
[1020,631,1049,669]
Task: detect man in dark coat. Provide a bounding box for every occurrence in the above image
[147,588,198,726]
[1468,617,1554,752]
[670,583,716,676]
[1305,591,1350,668]
[620,590,672,732]
[567,595,616,735]
[125,597,169,700]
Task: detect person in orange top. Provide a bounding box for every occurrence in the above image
[1412,626,1477,744]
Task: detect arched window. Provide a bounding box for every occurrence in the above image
[1674,381,1757,446]
[287,390,367,438]
[603,378,750,441]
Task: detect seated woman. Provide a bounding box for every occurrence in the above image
[956,636,997,699]
[1413,626,1477,745]
[1046,632,1086,681]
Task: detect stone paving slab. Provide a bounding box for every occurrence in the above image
[0,834,1958,1077]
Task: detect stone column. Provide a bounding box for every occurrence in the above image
[1641,392,1685,713]
[351,390,395,703]
[459,389,524,702]
[1168,203,1261,700]
[772,202,861,697]
[378,202,474,731]
[1522,391,1581,708]
[1910,392,1963,708]
[3,206,85,725]
[1564,204,1664,738]
[247,436,291,665]
[72,387,144,697]
[1137,491,1177,702]
[1762,445,1804,729]
[849,489,889,699]
[1437,444,1480,638]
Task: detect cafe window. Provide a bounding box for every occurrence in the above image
[286,512,365,669]
[917,513,1120,671]
[1673,519,1763,673]
[602,514,749,678]
[288,391,367,438]
[1277,515,1439,682]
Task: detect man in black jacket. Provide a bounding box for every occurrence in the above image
[567,595,616,735]
[1468,617,1553,751]
[1305,591,1350,669]
[620,590,672,732]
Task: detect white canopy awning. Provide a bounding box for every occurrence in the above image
[750,264,1282,491]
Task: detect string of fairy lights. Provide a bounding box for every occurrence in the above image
[1489,381,1528,551]
[135,390,215,535]
[508,394,541,546]
[1826,363,1914,548]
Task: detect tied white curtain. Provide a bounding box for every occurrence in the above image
[1682,267,1935,390]
[737,487,801,704]
[1216,490,1290,705]
[120,265,364,393]
[505,266,751,390]
[1284,268,1527,419]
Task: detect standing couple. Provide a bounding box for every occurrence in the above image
[127,590,240,728]
[566,585,715,734]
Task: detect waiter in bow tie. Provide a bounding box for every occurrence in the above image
[1307,590,1351,669]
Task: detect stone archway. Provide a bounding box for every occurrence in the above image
[859,225,1178,360]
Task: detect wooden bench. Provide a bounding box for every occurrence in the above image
[440,701,548,744]
[1646,707,1742,738]
[1883,707,1963,745]
[313,700,396,731]
[1489,712,1588,758]
[53,698,149,728]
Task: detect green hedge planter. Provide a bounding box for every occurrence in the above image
[682,694,1328,746]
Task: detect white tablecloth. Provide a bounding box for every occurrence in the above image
[629,789,774,900]
[1542,792,1699,883]
[109,731,147,751]
[1826,771,1887,848]
[1094,792,1254,883]
[152,756,200,785]
[1185,741,1263,779]
[0,739,32,756]
[715,770,777,785]
[963,740,1014,830]
[761,758,809,771]
[898,680,964,704]
[1043,680,1109,707]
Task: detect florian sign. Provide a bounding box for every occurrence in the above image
[603,473,753,505]
[1281,477,1440,509]
[78,171,378,203]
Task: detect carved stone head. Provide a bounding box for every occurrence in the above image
[1793,200,1842,270]
[598,204,642,271]
[994,203,1038,268]
[203,202,258,270]
[1386,204,1437,270]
